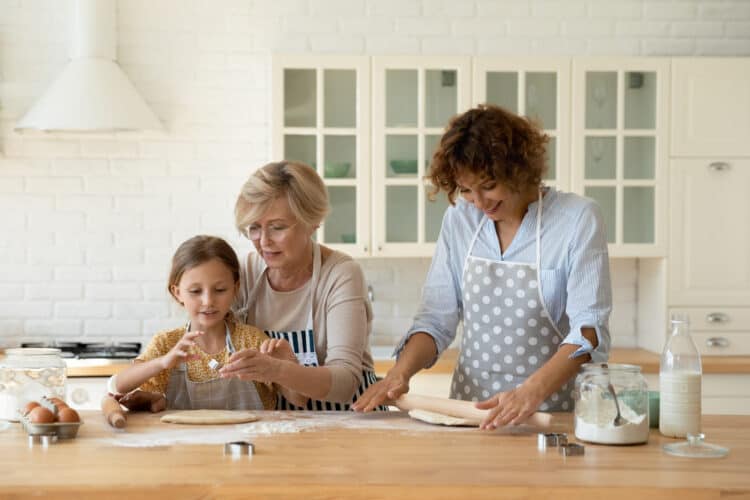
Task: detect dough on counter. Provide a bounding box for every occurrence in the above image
[408,409,477,427]
[160,410,260,425]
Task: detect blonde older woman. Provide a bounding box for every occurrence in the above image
[218,161,385,411]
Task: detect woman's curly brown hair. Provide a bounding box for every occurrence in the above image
[428,104,549,204]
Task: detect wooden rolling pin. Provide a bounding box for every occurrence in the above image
[393,393,554,429]
[101,395,127,429]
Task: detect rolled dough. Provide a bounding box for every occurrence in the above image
[408,409,477,427]
[160,410,260,425]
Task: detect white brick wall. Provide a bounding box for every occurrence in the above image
[1,0,749,350]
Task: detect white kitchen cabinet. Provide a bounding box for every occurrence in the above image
[371,56,471,257]
[669,159,750,306]
[671,58,750,157]
[272,55,371,258]
[571,58,670,257]
[473,57,571,191]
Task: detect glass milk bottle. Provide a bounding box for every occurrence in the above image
[659,314,702,438]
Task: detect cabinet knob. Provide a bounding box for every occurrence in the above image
[708,161,730,171]
[705,337,729,348]
[706,312,730,324]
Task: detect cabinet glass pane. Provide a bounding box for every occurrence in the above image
[623,186,654,244]
[323,135,356,179]
[284,135,316,167]
[284,69,316,127]
[324,69,356,128]
[585,72,617,129]
[386,135,418,178]
[425,134,441,172]
[326,187,357,244]
[386,69,418,127]
[386,186,418,243]
[486,72,518,113]
[425,70,457,128]
[585,136,616,179]
[624,71,656,130]
[425,187,450,243]
[544,137,556,181]
[526,72,556,129]
[623,136,655,179]
[585,186,616,243]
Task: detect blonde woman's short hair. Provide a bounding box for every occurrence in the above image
[235,161,330,234]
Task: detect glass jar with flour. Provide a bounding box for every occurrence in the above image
[0,348,66,421]
[573,363,649,445]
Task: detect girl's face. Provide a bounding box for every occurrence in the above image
[247,196,315,271]
[455,170,533,223]
[171,258,238,333]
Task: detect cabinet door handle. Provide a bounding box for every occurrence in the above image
[706,312,730,324]
[708,161,730,171]
[705,337,729,348]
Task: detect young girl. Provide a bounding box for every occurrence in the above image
[111,235,287,411]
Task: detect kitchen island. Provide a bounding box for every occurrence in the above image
[1,411,748,499]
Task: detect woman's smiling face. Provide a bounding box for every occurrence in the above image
[248,196,314,271]
[455,170,530,223]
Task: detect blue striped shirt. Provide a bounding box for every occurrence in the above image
[395,187,612,365]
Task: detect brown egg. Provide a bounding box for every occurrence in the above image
[28,406,56,424]
[23,401,41,415]
[57,407,80,423]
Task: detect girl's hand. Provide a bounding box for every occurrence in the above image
[160,330,204,370]
[114,390,167,413]
[474,382,545,429]
[259,338,298,364]
[351,370,410,412]
[219,348,284,384]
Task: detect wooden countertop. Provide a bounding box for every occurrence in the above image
[374,347,750,376]
[1,411,748,498]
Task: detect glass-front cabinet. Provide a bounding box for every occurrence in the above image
[272,55,370,257]
[372,56,471,257]
[571,58,669,257]
[473,58,571,191]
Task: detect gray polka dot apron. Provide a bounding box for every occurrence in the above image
[248,242,385,411]
[450,191,574,412]
[165,321,265,410]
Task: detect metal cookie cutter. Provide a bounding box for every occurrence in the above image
[559,443,585,456]
[224,441,254,458]
[537,432,568,451]
[28,434,58,448]
[208,359,221,371]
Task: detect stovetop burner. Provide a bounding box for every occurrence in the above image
[20,341,141,359]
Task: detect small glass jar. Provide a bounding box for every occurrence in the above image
[573,363,649,445]
[0,348,66,421]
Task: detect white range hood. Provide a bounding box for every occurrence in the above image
[15,0,162,133]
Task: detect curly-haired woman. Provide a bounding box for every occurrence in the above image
[354,104,612,428]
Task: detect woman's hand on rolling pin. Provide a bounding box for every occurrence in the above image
[351,370,410,412]
[259,338,298,364]
[159,330,203,370]
[115,390,167,413]
[219,348,283,384]
[474,382,545,429]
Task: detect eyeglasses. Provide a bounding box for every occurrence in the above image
[244,222,298,241]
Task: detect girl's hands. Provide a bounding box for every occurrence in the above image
[259,338,298,364]
[474,382,545,429]
[114,390,167,413]
[160,330,203,370]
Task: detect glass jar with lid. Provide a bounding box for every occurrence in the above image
[0,348,66,421]
[573,363,649,445]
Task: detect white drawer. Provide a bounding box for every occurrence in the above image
[692,332,750,356]
[670,307,750,332]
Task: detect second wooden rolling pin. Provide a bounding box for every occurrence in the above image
[101,395,127,429]
[393,393,555,429]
